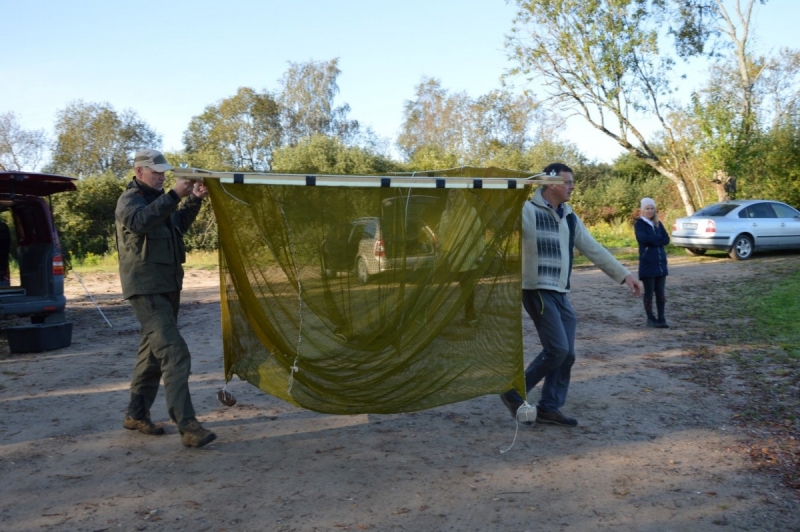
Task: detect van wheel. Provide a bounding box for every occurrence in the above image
[729,234,754,260]
[356,258,370,285]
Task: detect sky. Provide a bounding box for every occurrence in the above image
[2,0,798,166]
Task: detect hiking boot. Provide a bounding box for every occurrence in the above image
[123,414,165,436]
[180,420,217,448]
[646,318,659,328]
[537,410,578,427]
[657,319,670,329]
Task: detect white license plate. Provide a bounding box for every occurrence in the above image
[683,223,697,229]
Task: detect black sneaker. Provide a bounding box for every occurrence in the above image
[537,410,578,427]
[657,320,670,329]
[500,391,536,425]
[646,318,659,328]
[500,390,524,420]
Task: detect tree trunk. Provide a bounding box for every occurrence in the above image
[642,158,697,215]
[711,170,736,201]
[673,175,697,215]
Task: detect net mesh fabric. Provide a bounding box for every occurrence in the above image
[207,168,529,414]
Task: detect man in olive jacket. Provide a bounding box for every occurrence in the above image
[115,148,216,448]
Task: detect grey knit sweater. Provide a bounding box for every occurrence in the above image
[521,187,631,292]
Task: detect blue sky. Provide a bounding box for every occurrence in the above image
[2,0,797,165]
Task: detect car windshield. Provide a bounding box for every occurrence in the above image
[771,203,800,218]
[694,203,741,217]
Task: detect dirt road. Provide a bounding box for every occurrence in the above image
[1,257,798,531]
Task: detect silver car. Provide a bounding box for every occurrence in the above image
[671,199,800,260]
[320,196,440,284]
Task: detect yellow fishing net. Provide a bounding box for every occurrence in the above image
[194,167,540,414]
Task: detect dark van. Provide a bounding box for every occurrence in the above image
[0,171,77,352]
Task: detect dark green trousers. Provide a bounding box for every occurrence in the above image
[127,292,196,429]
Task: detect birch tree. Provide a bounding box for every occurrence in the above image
[0,112,47,171]
[507,0,706,213]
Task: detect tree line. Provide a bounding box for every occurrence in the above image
[1,0,798,261]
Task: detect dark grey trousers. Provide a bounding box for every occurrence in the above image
[522,289,577,413]
[127,292,196,429]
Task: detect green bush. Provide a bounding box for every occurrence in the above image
[571,174,672,226]
[587,219,637,248]
[51,172,125,260]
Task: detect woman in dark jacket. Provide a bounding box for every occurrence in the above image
[635,198,670,328]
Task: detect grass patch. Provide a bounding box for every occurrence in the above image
[62,250,219,274]
[690,259,800,490]
[579,223,685,267]
[66,252,120,272]
[587,220,638,248]
[184,250,219,270]
[741,273,800,353]
[727,267,800,368]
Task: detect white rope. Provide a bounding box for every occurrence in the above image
[275,196,304,395]
[499,401,535,454]
[219,182,251,205]
[69,269,113,328]
[499,418,521,454]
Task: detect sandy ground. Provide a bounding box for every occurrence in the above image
[1,256,799,532]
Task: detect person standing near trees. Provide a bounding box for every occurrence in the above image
[437,190,485,325]
[115,148,216,448]
[634,197,670,328]
[500,162,642,427]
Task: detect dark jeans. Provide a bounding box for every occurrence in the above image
[128,292,196,429]
[641,275,667,322]
[520,289,577,413]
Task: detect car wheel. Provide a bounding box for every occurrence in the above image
[685,248,707,256]
[729,234,754,261]
[356,258,370,284]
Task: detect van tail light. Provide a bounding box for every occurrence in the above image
[705,220,716,233]
[672,222,677,232]
[374,240,385,257]
[53,254,64,276]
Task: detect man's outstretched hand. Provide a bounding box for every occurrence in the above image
[623,274,642,297]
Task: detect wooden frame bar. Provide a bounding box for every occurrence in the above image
[172,167,565,188]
